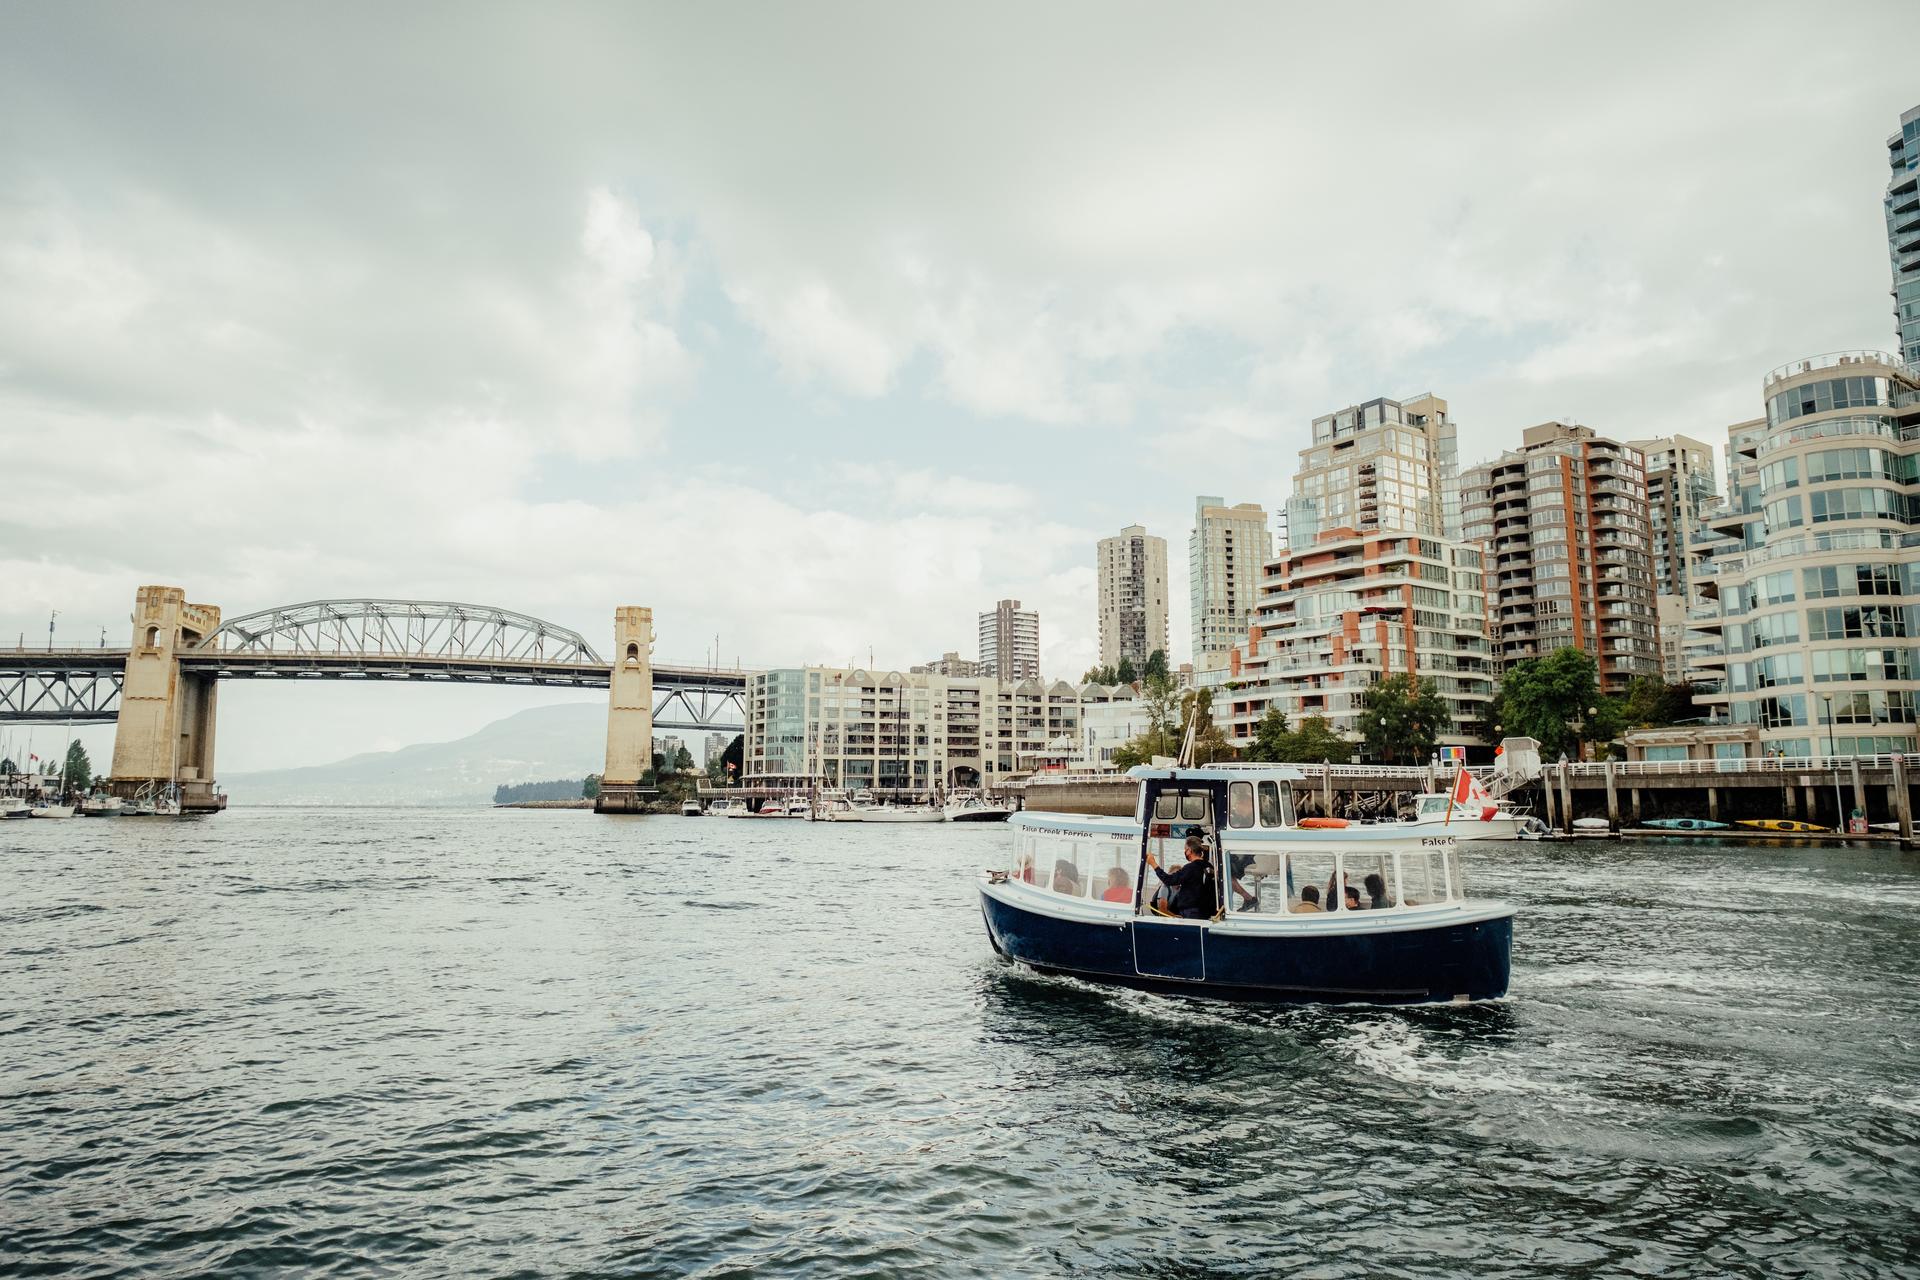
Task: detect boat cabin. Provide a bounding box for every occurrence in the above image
[1005,765,1468,919]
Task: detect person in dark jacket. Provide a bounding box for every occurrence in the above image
[1143,834,1217,918]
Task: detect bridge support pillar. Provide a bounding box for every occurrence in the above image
[1851,759,1867,825]
[1784,785,1798,820]
[108,586,226,812]
[596,606,655,815]
[1707,787,1719,821]
[1892,754,1913,846]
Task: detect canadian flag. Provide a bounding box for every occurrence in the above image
[1448,768,1498,822]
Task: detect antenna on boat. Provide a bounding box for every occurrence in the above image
[1177,698,1200,768]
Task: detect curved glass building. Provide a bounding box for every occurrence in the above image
[1697,352,1920,757]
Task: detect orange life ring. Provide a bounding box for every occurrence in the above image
[1298,817,1349,829]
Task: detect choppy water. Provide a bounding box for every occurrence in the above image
[2,810,1917,1278]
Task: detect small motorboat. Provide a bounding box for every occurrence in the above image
[711,797,751,818]
[1,795,30,819]
[30,802,77,819]
[680,800,703,816]
[979,765,1513,1004]
[80,794,123,816]
[1644,817,1729,831]
[1736,819,1831,833]
[944,790,1014,823]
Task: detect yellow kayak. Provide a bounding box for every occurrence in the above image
[1735,819,1831,833]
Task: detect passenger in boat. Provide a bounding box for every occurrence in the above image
[1228,853,1258,911]
[1051,859,1082,896]
[1363,872,1393,909]
[1016,853,1037,885]
[1289,884,1323,913]
[1341,884,1362,911]
[1101,866,1133,903]
[1143,835,1217,918]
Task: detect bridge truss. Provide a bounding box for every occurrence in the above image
[204,599,605,665]
[0,599,747,733]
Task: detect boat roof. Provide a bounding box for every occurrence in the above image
[1126,764,1307,783]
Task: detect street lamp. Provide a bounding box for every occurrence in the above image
[1820,693,1845,831]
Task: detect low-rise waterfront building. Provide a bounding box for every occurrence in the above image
[1693,350,1920,758]
[1201,527,1495,756]
[743,666,1088,791]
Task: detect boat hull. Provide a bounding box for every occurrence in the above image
[978,881,1512,1005]
[856,809,945,823]
[947,808,1013,823]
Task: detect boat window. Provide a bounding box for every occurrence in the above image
[1256,781,1283,827]
[1286,853,1339,914]
[1228,782,1254,828]
[1396,850,1444,904]
[1092,841,1137,907]
[1341,851,1398,909]
[1179,792,1209,822]
[1228,849,1287,913]
[1447,849,1466,899]
[1153,792,1178,820]
[1047,841,1092,899]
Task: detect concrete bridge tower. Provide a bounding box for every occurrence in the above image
[108,585,226,810]
[595,606,654,813]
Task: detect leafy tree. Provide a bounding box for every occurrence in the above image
[1497,647,1599,760]
[581,774,601,799]
[673,744,695,774]
[1357,673,1449,764]
[1286,715,1353,763]
[1144,649,1169,682]
[63,741,92,791]
[1246,705,1292,762]
[1115,655,1139,686]
[1179,688,1236,765]
[1110,739,1149,769]
[1140,670,1180,758]
[1,756,15,775]
[720,734,744,780]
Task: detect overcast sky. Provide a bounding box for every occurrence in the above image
[2,3,1913,772]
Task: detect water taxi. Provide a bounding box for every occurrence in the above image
[978,765,1513,1004]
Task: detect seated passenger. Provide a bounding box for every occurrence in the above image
[1341,884,1362,911]
[1289,884,1323,914]
[1143,835,1216,918]
[1101,866,1133,904]
[1364,872,1393,909]
[1016,853,1036,884]
[1050,859,1082,895]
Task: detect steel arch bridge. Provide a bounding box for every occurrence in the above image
[0,598,747,733]
[202,599,605,665]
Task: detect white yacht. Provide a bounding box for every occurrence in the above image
[944,790,1015,823]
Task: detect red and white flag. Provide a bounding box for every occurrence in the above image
[1447,768,1497,822]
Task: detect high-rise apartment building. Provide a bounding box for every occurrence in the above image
[1097,525,1168,668]
[1189,496,1270,662]
[1628,434,1720,598]
[912,651,986,678]
[1459,422,1661,694]
[977,598,1040,682]
[1887,104,1920,366]
[1285,393,1459,547]
[1201,530,1495,755]
[1692,351,1920,758]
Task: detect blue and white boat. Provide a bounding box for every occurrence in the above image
[977,765,1514,1004]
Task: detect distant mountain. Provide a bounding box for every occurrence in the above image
[225,703,609,806]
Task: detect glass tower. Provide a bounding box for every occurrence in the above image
[1888,104,1920,366]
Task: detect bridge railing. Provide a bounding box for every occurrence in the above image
[1558,754,1900,777]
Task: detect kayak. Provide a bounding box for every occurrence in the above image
[1644,817,1730,831]
[1735,819,1830,833]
